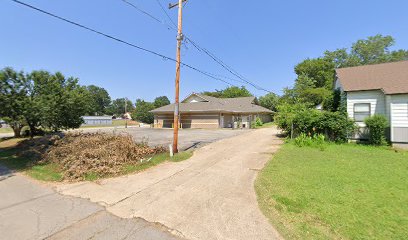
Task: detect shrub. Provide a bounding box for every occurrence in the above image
[317,111,356,142]
[294,133,326,150]
[364,115,388,145]
[275,104,356,142]
[251,117,264,128]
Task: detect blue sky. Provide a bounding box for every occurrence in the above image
[1,0,408,102]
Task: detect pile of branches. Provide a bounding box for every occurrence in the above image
[20,132,166,181]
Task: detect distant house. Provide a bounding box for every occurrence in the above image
[151,93,273,129]
[82,116,113,126]
[335,61,408,146]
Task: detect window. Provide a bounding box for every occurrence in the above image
[354,103,371,122]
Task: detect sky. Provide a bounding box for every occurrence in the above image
[1,0,408,102]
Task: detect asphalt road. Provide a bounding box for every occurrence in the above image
[0,165,182,240]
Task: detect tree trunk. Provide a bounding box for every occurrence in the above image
[28,124,36,139]
[12,126,22,138]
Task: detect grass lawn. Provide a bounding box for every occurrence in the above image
[258,122,275,128]
[0,127,13,133]
[255,143,408,240]
[80,119,140,129]
[0,138,192,182]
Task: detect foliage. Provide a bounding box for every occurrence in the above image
[85,85,111,116]
[0,67,89,137]
[275,104,356,142]
[258,93,279,112]
[106,98,134,117]
[0,67,28,137]
[251,117,264,128]
[153,96,170,108]
[294,133,326,150]
[281,35,408,107]
[132,99,155,124]
[365,115,389,145]
[28,71,89,132]
[255,143,408,239]
[202,86,253,98]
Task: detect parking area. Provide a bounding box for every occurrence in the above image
[73,127,250,150]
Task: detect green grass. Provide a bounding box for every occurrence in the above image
[257,122,275,129]
[123,151,193,174]
[0,128,13,133]
[0,146,63,181]
[255,143,408,240]
[79,120,140,129]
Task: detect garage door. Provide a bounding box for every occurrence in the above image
[391,102,408,143]
[181,114,219,129]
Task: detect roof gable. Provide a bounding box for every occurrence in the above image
[151,93,272,114]
[182,93,210,103]
[335,61,408,94]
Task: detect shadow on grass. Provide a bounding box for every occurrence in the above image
[0,137,63,181]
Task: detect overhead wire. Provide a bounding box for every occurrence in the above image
[10,0,235,87]
[125,0,272,93]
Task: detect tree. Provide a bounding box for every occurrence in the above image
[27,71,89,133]
[281,35,408,107]
[0,67,28,137]
[153,96,170,108]
[202,86,253,98]
[294,58,335,89]
[0,68,90,137]
[132,99,155,124]
[258,93,279,112]
[85,85,111,116]
[351,34,408,65]
[106,98,134,117]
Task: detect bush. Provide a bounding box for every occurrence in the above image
[365,115,388,145]
[294,133,326,150]
[251,117,263,128]
[275,104,356,142]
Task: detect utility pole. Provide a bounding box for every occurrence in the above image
[169,0,186,154]
[125,97,128,128]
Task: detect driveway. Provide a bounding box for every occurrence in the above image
[56,127,284,240]
[73,127,248,150]
[0,165,181,240]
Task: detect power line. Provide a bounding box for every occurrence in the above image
[10,0,235,87]
[121,0,175,31]
[155,0,177,28]
[120,0,272,93]
[185,37,271,92]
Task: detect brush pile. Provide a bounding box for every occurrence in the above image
[20,132,167,181]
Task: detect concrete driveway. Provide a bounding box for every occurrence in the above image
[0,165,182,240]
[56,127,284,240]
[73,127,248,150]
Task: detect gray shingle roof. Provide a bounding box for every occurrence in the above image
[336,61,408,94]
[151,93,273,114]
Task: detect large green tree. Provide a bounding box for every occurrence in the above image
[153,96,170,108]
[106,98,134,117]
[282,34,408,108]
[258,93,280,112]
[0,68,90,137]
[28,71,89,132]
[132,99,155,124]
[202,86,253,98]
[85,85,111,116]
[0,67,28,137]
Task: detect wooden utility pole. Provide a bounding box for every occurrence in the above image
[125,97,128,128]
[169,0,185,153]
